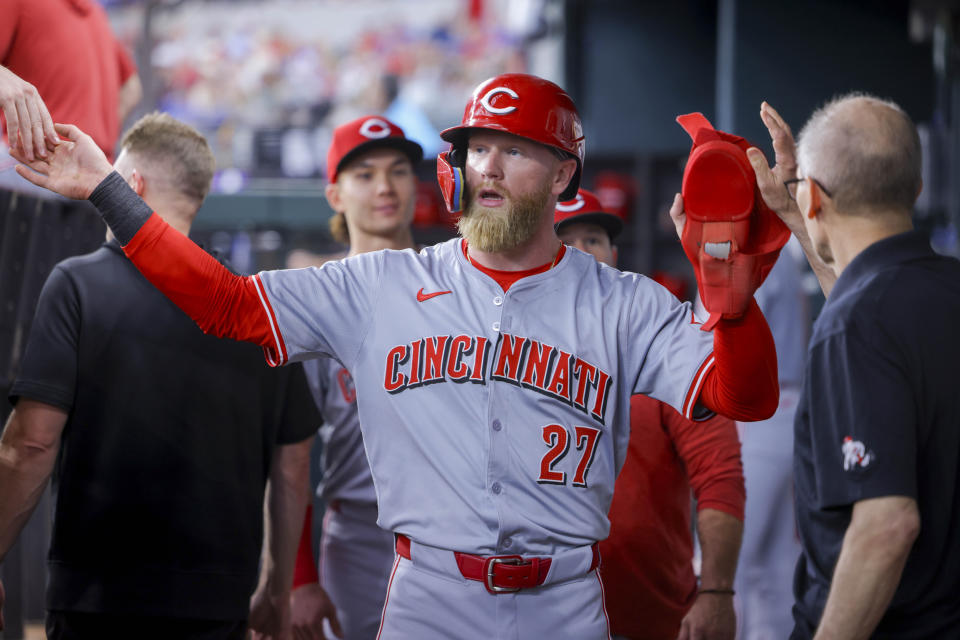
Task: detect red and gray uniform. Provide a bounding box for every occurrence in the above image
[88,70,778,636]
[299,357,395,640]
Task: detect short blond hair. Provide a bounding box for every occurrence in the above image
[121,112,215,206]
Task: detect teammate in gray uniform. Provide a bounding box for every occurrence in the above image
[291,115,422,640]
[13,73,781,640]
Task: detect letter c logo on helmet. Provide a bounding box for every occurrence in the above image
[438,73,586,212]
[555,194,586,212]
[479,87,519,115]
[359,118,392,139]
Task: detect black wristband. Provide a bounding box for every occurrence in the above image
[88,171,153,246]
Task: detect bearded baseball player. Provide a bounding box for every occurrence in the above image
[290,115,422,640]
[14,73,781,639]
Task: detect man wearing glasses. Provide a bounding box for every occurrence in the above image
[749,96,960,639]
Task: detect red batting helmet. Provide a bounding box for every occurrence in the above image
[553,188,624,241]
[327,115,423,183]
[437,73,585,212]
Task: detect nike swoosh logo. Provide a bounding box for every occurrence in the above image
[417,288,452,302]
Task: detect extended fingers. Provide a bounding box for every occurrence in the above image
[9,144,50,171]
[14,96,36,161]
[669,192,685,238]
[760,101,791,136]
[54,123,82,142]
[2,101,20,157]
[747,147,789,209]
[24,95,50,158]
[36,98,58,144]
[14,161,53,189]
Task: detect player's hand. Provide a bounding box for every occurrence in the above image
[746,101,803,232]
[290,583,343,640]
[669,193,686,238]
[11,123,113,200]
[0,65,59,162]
[676,592,735,640]
[248,584,293,640]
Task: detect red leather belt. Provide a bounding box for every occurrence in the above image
[395,534,599,595]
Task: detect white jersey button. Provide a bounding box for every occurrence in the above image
[502,537,513,548]
[492,321,501,332]
[493,296,503,306]
[491,482,502,495]
[492,419,502,432]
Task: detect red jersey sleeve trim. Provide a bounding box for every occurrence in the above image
[699,298,779,421]
[252,274,288,366]
[682,354,715,420]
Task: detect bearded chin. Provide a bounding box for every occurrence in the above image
[457,186,551,253]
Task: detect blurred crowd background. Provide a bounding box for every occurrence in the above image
[84,0,959,295]
[4,1,960,637]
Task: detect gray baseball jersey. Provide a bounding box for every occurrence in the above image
[302,357,376,504]
[257,239,713,554]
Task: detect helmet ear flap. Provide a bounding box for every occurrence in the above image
[559,164,581,202]
[447,144,465,168]
[437,149,466,214]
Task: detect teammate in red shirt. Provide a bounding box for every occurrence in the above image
[0,0,139,162]
[555,189,744,640]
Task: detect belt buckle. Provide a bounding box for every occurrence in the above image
[484,555,524,594]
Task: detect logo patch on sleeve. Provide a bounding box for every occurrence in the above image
[841,436,874,471]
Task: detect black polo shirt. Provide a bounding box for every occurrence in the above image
[792,230,960,638]
[10,240,319,621]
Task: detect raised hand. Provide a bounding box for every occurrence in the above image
[747,102,837,295]
[746,102,802,230]
[0,66,59,161]
[11,123,114,200]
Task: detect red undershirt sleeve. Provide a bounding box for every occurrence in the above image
[700,298,779,421]
[123,213,282,359]
[664,404,745,520]
[293,503,320,588]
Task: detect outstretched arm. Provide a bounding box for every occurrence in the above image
[13,124,285,361]
[747,102,836,296]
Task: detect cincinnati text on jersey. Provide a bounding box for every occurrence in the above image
[383,332,613,423]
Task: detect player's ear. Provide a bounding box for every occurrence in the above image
[551,157,578,197]
[130,169,146,197]
[325,182,342,213]
[612,245,618,267]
